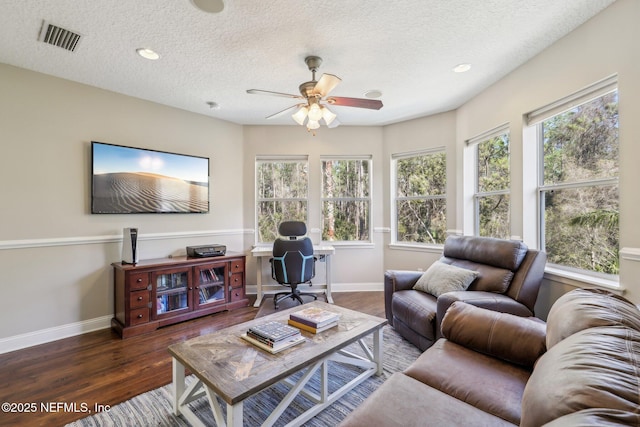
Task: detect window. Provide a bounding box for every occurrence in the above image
[256,157,308,243]
[321,157,371,242]
[470,127,510,239]
[393,149,446,244]
[529,79,618,275]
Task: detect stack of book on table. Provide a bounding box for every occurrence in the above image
[241,321,305,354]
[288,306,341,333]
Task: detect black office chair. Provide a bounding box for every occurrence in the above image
[270,221,318,309]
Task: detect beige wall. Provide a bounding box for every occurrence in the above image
[1,0,638,351]
[0,64,245,345]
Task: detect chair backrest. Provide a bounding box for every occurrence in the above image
[271,221,315,285]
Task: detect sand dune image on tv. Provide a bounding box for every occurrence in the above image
[92,172,208,214]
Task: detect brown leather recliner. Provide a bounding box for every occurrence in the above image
[385,235,547,351]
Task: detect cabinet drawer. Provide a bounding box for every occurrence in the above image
[230,287,245,302]
[130,307,150,326]
[128,272,150,290]
[230,260,244,273]
[230,272,244,288]
[129,290,150,309]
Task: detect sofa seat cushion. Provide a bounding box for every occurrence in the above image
[391,289,437,340]
[521,326,640,427]
[404,339,530,425]
[339,373,516,427]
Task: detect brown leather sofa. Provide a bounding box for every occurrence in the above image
[340,288,640,426]
[385,235,547,351]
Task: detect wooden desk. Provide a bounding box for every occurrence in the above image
[168,301,387,427]
[250,245,335,307]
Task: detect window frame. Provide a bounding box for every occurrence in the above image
[320,155,373,244]
[391,147,447,247]
[525,75,619,280]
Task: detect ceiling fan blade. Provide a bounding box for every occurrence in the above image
[327,96,383,110]
[246,89,304,99]
[265,104,303,119]
[313,73,341,97]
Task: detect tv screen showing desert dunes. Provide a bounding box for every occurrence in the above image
[91,142,209,214]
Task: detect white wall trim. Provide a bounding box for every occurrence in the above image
[0,229,254,250]
[0,315,112,355]
[620,247,640,262]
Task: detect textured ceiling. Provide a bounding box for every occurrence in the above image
[0,0,616,126]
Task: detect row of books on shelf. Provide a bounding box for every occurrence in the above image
[241,307,341,354]
[198,285,224,303]
[200,268,222,283]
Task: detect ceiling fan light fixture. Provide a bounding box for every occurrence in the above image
[307,120,320,130]
[322,107,337,125]
[307,103,323,121]
[292,106,308,125]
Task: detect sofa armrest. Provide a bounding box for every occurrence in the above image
[441,301,547,368]
[384,270,423,325]
[435,290,534,338]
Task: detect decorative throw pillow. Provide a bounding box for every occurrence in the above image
[413,261,478,297]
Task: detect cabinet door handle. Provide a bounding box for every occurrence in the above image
[137,314,143,318]
[136,278,143,283]
[137,296,143,301]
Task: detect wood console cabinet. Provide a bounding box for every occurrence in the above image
[111,253,248,338]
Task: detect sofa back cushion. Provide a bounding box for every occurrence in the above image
[546,288,640,349]
[441,301,546,367]
[520,326,640,427]
[441,236,528,294]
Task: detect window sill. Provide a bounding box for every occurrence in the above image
[544,266,623,295]
[388,243,443,254]
[321,241,375,249]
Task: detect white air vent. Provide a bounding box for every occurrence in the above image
[38,20,82,52]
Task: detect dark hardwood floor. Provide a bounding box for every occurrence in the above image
[0,292,385,427]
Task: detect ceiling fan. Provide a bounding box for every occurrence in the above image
[246,56,383,131]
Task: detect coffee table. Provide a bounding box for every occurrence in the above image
[168,301,387,427]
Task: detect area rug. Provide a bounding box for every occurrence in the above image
[65,326,420,427]
[255,294,327,318]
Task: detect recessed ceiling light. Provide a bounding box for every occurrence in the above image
[453,63,471,73]
[364,90,383,99]
[190,0,224,13]
[136,48,160,60]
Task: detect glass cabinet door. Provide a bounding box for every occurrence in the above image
[195,263,227,308]
[153,268,191,317]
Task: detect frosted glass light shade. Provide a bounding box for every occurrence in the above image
[292,106,308,125]
[307,103,323,121]
[322,107,337,125]
[307,120,320,130]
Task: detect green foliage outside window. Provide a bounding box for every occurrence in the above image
[395,152,446,244]
[541,92,619,274]
[322,159,370,241]
[257,161,308,242]
[476,134,510,239]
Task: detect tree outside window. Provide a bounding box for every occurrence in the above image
[475,132,510,239]
[539,91,619,275]
[321,158,371,241]
[394,150,446,244]
[256,159,308,243]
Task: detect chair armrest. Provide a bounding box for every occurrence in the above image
[435,291,534,338]
[384,270,423,325]
[441,301,547,368]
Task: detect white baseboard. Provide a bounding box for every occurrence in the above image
[0,315,112,355]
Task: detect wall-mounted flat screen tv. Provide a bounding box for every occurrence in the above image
[91,141,209,214]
